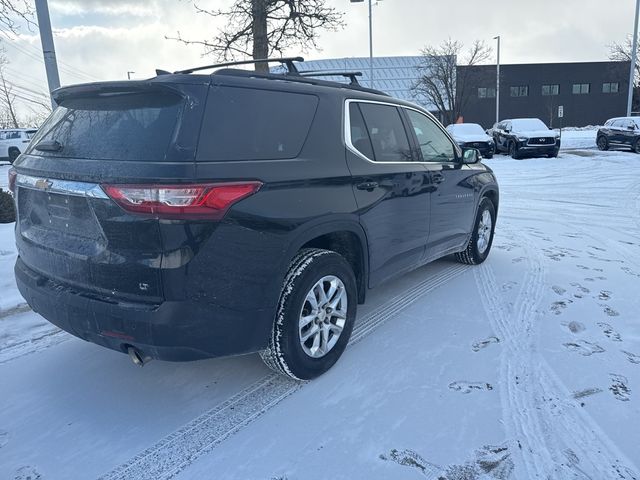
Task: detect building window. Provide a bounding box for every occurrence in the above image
[542,84,559,96]
[510,86,528,97]
[602,82,619,93]
[572,83,590,94]
[478,87,496,98]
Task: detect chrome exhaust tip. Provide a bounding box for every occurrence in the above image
[127,346,151,367]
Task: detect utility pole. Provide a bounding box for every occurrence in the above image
[35,0,61,110]
[494,35,500,124]
[628,0,640,116]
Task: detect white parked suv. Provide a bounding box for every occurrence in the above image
[0,129,37,164]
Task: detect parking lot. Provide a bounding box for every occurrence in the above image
[1,143,639,479]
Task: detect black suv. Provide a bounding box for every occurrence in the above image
[597,117,640,153]
[491,118,560,158]
[10,58,499,380]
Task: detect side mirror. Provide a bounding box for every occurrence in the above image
[628,125,636,131]
[504,128,511,133]
[462,147,482,164]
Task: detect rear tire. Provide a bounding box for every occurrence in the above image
[8,148,19,164]
[597,136,609,151]
[260,248,357,380]
[634,140,640,154]
[456,198,496,265]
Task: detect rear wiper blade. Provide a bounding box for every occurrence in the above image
[35,140,63,152]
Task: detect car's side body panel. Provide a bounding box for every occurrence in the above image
[12,71,499,362]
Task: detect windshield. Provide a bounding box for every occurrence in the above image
[27,91,183,161]
[448,124,486,136]
[511,118,548,131]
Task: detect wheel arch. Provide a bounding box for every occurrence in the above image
[285,220,369,304]
[480,187,500,216]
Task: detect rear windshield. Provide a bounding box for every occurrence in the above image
[26,91,183,161]
[196,86,318,161]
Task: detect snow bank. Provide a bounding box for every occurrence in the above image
[556,128,598,150]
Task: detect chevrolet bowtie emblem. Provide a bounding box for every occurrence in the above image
[35,179,53,191]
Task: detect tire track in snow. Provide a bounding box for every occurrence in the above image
[475,228,639,478]
[98,263,469,480]
[0,327,69,365]
[0,303,31,319]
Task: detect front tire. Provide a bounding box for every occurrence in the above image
[634,139,640,154]
[456,198,496,265]
[260,248,357,380]
[508,142,520,159]
[597,136,609,151]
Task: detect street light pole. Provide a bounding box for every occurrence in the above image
[35,0,61,110]
[350,0,375,89]
[494,35,500,124]
[627,0,640,116]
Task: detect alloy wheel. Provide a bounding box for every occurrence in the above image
[298,275,348,358]
[477,209,492,254]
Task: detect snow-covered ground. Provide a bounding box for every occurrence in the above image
[557,128,597,150]
[1,146,640,479]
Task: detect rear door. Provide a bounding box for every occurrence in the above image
[345,100,432,287]
[14,82,207,302]
[620,120,637,147]
[609,120,625,145]
[403,108,476,257]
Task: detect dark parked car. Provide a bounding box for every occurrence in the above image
[446,123,495,158]
[597,117,640,153]
[10,58,499,380]
[491,118,560,158]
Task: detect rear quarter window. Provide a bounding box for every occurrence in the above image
[196,86,318,161]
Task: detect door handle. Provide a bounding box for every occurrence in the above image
[431,173,445,185]
[356,181,379,191]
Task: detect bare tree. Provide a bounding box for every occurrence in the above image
[0,58,18,128]
[608,36,640,111]
[413,39,492,126]
[0,0,33,34]
[169,0,344,72]
[609,36,638,82]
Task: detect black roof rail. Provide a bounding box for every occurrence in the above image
[173,57,304,75]
[299,71,363,86]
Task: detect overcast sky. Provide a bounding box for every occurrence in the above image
[2,0,637,119]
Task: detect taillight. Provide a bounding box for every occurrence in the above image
[8,168,17,194]
[102,182,262,219]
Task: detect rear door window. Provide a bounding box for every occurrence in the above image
[197,86,318,161]
[27,91,183,161]
[356,102,413,162]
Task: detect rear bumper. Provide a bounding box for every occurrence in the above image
[15,257,272,361]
